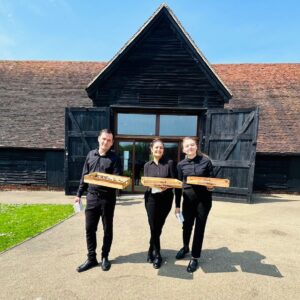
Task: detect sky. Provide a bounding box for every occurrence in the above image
[0,0,299,63]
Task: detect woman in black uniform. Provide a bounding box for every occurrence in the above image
[144,139,175,269]
[175,137,214,273]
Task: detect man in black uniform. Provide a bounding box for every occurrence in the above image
[75,129,122,272]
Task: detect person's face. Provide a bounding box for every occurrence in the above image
[182,139,197,157]
[151,141,164,160]
[98,132,113,153]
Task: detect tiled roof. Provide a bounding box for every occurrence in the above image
[0,61,299,153]
[213,64,300,154]
[0,61,105,149]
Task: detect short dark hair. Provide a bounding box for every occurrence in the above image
[98,129,113,137]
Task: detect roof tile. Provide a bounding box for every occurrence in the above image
[0,61,299,154]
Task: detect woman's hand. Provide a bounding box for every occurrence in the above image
[175,207,181,215]
[206,185,214,191]
[159,185,169,192]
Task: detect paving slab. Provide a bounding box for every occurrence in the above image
[0,191,300,299]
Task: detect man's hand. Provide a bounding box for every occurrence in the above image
[75,196,81,203]
[175,207,181,215]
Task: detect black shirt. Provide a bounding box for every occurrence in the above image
[77,149,122,197]
[175,155,214,207]
[144,158,176,193]
[144,158,175,178]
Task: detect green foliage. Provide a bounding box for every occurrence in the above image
[123,170,132,177]
[0,204,74,252]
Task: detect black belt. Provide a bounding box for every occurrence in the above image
[88,189,114,196]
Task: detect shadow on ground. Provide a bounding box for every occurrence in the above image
[214,196,298,204]
[252,195,300,204]
[116,199,143,206]
[113,247,283,280]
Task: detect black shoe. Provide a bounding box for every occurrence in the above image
[76,259,98,273]
[187,259,198,273]
[153,255,162,269]
[101,257,111,271]
[147,251,154,263]
[176,247,189,260]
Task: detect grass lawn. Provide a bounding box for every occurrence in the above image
[0,204,74,252]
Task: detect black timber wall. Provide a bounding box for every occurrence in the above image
[92,14,225,108]
[1,148,299,193]
[254,154,300,192]
[0,148,64,188]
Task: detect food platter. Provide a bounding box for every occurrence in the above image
[187,176,230,188]
[141,177,183,189]
[84,172,131,189]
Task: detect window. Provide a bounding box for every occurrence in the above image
[117,113,156,135]
[117,113,198,137]
[160,115,197,136]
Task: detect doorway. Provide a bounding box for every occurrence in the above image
[116,140,179,193]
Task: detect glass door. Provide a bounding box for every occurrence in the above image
[117,141,151,193]
[164,142,179,162]
[134,141,151,193]
[117,140,180,193]
[118,141,134,192]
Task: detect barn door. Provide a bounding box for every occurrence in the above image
[204,108,259,203]
[65,107,110,195]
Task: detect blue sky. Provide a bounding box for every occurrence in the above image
[0,0,299,63]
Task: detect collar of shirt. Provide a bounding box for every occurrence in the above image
[186,155,201,163]
[95,149,111,157]
[149,157,167,165]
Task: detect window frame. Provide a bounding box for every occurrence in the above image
[115,111,201,138]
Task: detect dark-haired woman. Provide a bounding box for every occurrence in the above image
[175,137,214,273]
[144,139,175,269]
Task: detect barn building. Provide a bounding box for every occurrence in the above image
[0,4,299,202]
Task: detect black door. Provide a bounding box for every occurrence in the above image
[64,107,110,195]
[205,108,259,203]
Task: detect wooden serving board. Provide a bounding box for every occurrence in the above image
[187,176,230,188]
[141,176,183,188]
[84,172,131,189]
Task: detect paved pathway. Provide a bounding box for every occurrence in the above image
[0,191,300,299]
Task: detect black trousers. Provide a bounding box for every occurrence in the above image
[144,190,173,254]
[182,188,212,259]
[85,192,116,261]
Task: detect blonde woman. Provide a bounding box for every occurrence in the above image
[175,137,213,273]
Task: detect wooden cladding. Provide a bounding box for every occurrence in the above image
[92,15,226,109]
[0,149,64,187]
[65,107,111,195]
[205,108,259,202]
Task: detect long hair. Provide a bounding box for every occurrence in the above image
[181,137,209,158]
[149,138,164,161]
[150,138,164,150]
